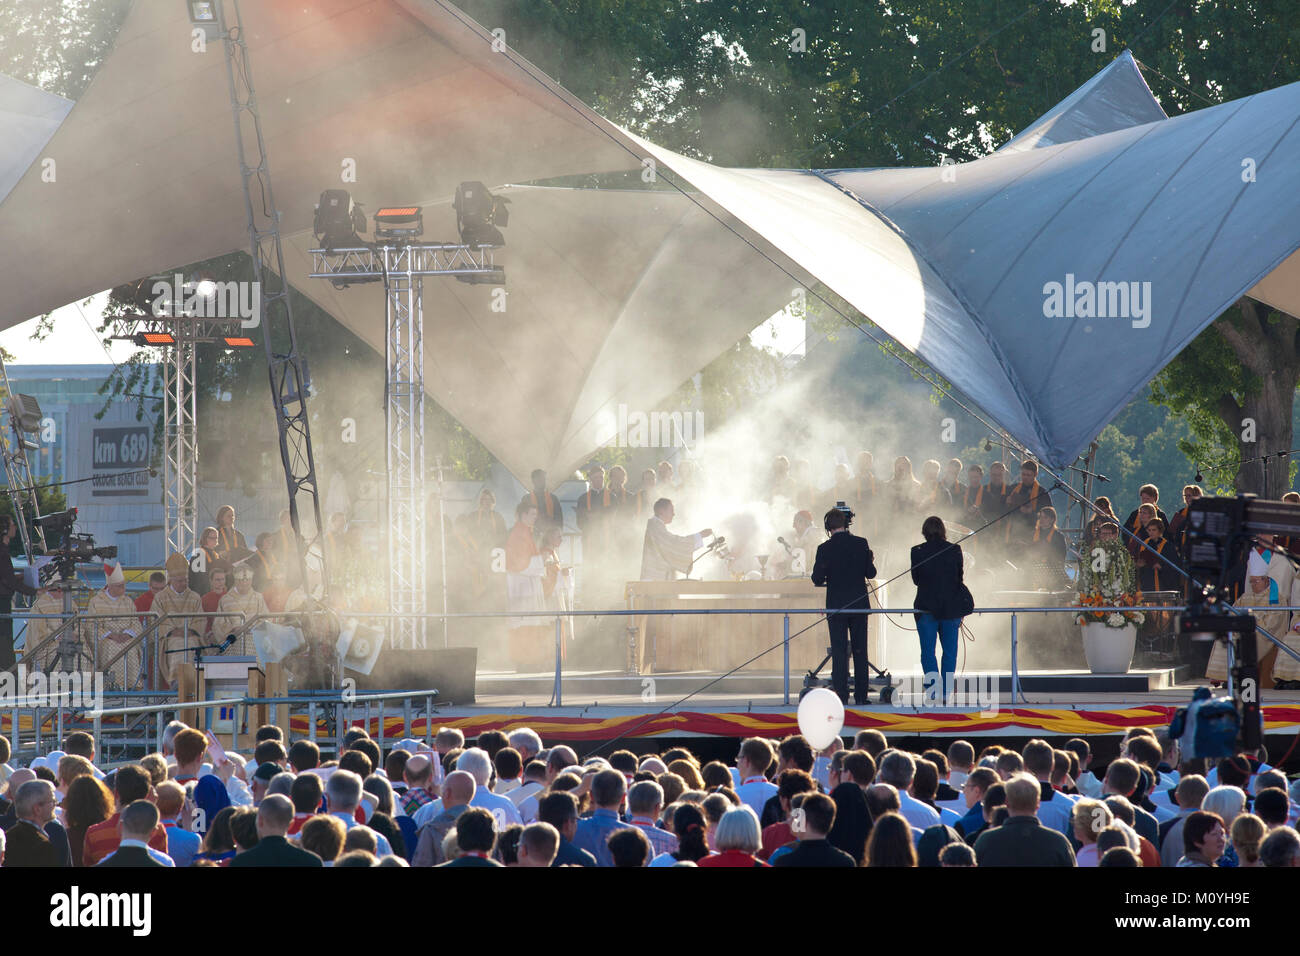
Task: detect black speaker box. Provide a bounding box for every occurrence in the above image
[352,646,477,704]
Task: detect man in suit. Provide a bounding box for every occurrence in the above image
[772,793,856,867]
[2,780,62,867]
[229,794,322,867]
[438,807,503,867]
[1102,758,1160,845]
[972,774,1076,866]
[96,801,169,867]
[811,506,877,705]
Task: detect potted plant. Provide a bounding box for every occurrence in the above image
[1073,540,1146,674]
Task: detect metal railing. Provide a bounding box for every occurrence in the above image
[5,600,1294,757]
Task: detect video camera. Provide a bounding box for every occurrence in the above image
[1173,494,1300,757]
[826,500,855,533]
[32,508,118,585]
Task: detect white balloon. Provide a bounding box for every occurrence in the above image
[797,688,845,751]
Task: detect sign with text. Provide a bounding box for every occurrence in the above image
[91,426,151,497]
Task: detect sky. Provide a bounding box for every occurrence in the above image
[0,292,136,366]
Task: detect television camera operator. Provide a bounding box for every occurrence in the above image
[811,504,876,706]
[0,515,37,670]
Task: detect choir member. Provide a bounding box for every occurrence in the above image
[526,469,564,535]
[457,489,507,604]
[215,505,247,559]
[1002,460,1050,544]
[633,468,658,520]
[943,458,966,507]
[1122,484,1169,540]
[1134,518,1176,593]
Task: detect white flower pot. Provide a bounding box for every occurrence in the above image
[1081,621,1136,674]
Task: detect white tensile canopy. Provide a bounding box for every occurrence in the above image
[1,0,1298,477]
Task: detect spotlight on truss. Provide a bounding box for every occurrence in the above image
[314,189,367,250]
[374,206,423,242]
[454,181,509,248]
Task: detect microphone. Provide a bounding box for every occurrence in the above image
[218,634,236,652]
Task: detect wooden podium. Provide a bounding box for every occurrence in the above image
[625,578,883,675]
[176,655,288,750]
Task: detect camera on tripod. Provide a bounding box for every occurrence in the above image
[1174,494,1300,757]
[32,508,118,585]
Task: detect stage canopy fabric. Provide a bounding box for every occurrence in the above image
[1,0,1298,478]
[0,73,71,206]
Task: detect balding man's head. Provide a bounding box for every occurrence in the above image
[258,794,295,836]
[404,753,434,787]
[443,770,476,808]
[547,746,578,779]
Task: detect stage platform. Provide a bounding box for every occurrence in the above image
[321,668,1300,746]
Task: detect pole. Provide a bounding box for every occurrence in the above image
[437,456,449,649]
[552,615,563,707]
[783,613,791,706]
[1010,611,1024,703]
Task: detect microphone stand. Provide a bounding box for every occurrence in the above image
[685,536,724,580]
[165,637,234,731]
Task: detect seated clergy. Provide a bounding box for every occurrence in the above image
[87,563,142,687]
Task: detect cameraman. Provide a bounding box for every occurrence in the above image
[0,515,37,670]
[811,506,877,706]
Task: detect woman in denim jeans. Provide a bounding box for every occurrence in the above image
[910,516,965,705]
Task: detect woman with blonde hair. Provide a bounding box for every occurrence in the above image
[214,505,246,557]
[668,759,705,791]
[1229,813,1266,867]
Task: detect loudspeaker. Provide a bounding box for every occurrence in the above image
[355,646,477,704]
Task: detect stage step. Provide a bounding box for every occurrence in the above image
[475,665,1193,698]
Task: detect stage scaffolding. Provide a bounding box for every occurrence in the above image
[310,244,502,650]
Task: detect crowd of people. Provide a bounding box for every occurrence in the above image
[2,720,1298,868]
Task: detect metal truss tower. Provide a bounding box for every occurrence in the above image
[161,322,198,556]
[0,357,46,560]
[216,0,328,589]
[311,243,502,650]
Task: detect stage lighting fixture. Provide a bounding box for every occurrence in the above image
[134,331,177,346]
[187,1,220,40]
[454,181,509,248]
[5,394,43,434]
[314,189,367,250]
[374,206,424,241]
[221,336,256,348]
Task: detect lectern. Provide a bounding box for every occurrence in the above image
[176,655,287,750]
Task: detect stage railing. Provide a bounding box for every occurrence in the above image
[5,602,1295,757]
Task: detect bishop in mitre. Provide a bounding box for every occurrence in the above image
[87,563,142,687]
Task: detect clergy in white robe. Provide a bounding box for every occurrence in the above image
[87,563,142,687]
[639,499,711,581]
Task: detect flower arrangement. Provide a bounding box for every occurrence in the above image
[1073,540,1146,628]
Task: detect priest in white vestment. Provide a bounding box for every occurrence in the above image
[639,498,713,581]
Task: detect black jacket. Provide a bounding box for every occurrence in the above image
[228,835,323,868]
[0,547,36,600]
[811,532,876,609]
[771,838,857,868]
[2,820,59,867]
[971,815,1076,867]
[95,845,166,868]
[910,538,965,621]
